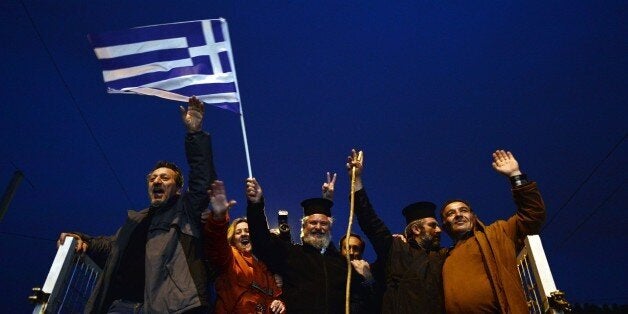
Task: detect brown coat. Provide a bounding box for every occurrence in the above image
[444,182,546,313]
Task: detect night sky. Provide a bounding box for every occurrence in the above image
[1,1,626,312]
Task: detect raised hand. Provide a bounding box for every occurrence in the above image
[322,172,337,200]
[346,149,364,177]
[246,177,263,203]
[180,96,204,133]
[491,150,522,177]
[346,149,364,190]
[208,180,236,220]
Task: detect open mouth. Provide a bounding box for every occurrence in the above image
[240,237,250,245]
[152,187,165,198]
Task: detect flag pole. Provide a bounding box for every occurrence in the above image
[222,18,253,178]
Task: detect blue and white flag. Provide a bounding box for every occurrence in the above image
[88,19,241,113]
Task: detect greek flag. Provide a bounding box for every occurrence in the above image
[88,19,240,113]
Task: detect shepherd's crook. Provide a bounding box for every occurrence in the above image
[345,151,362,314]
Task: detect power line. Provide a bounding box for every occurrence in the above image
[575,296,628,303]
[553,180,625,251]
[0,231,55,242]
[19,0,135,209]
[542,131,627,232]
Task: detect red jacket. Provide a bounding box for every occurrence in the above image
[204,214,282,313]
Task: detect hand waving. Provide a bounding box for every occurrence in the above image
[491,150,522,177]
[180,96,204,133]
[208,180,236,220]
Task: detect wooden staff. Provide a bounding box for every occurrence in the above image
[345,151,362,314]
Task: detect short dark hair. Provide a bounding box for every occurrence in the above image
[339,233,365,253]
[440,199,472,218]
[148,161,184,188]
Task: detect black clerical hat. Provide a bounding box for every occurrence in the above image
[300,198,333,216]
[402,201,437,225]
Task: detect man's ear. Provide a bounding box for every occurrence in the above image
[411,223,422,236]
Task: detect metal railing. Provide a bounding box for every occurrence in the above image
[517,235,571,313]
[31,234,569,313]
[30,237,101,314]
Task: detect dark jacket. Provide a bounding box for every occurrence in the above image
[79,131,217,313]
[354,188,447,314]
[247,199,366,314]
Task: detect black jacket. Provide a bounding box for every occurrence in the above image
[79,131,217,313]
[247,200,367,313]
[354,188,446,314]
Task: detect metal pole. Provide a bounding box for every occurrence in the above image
[0,170,24,221]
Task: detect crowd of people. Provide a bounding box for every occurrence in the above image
[57,97,546,313]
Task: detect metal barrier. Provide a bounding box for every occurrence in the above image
[517,235,571,313]
[31,234,568,313]
[30,237,101,314]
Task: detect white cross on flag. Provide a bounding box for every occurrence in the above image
[88,18,241,113]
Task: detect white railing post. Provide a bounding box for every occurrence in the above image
[30,237,102,313]
[517,235,571,313]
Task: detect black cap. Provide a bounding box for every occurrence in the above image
[300,198,333,217]
[402,201,437,225]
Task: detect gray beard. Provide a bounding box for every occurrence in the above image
[303,232,331,250]
[419,234,440,250]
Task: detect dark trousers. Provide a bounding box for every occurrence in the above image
[107,299,143,314]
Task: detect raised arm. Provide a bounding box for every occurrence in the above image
[245,178,288,268]
[346,149,393,259]
[203,180,237,272]
[493,150,546,240]
[183,97,217,211]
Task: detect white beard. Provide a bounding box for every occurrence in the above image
[302,232,331,250]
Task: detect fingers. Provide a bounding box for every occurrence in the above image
[270,300,286,314]
[211,180,225,194]
[188,96,204,113]
[493,149,511,162]
[58,233,88,253]
[346,149,364,170]
[57,232,68,247]
[246,177,262,200]
[77,240,88,254]
[58,232,78,248]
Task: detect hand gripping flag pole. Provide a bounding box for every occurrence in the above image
[345,151,363,314]
[89,18,253,177]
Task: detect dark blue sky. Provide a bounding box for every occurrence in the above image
[1,1,626,311]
